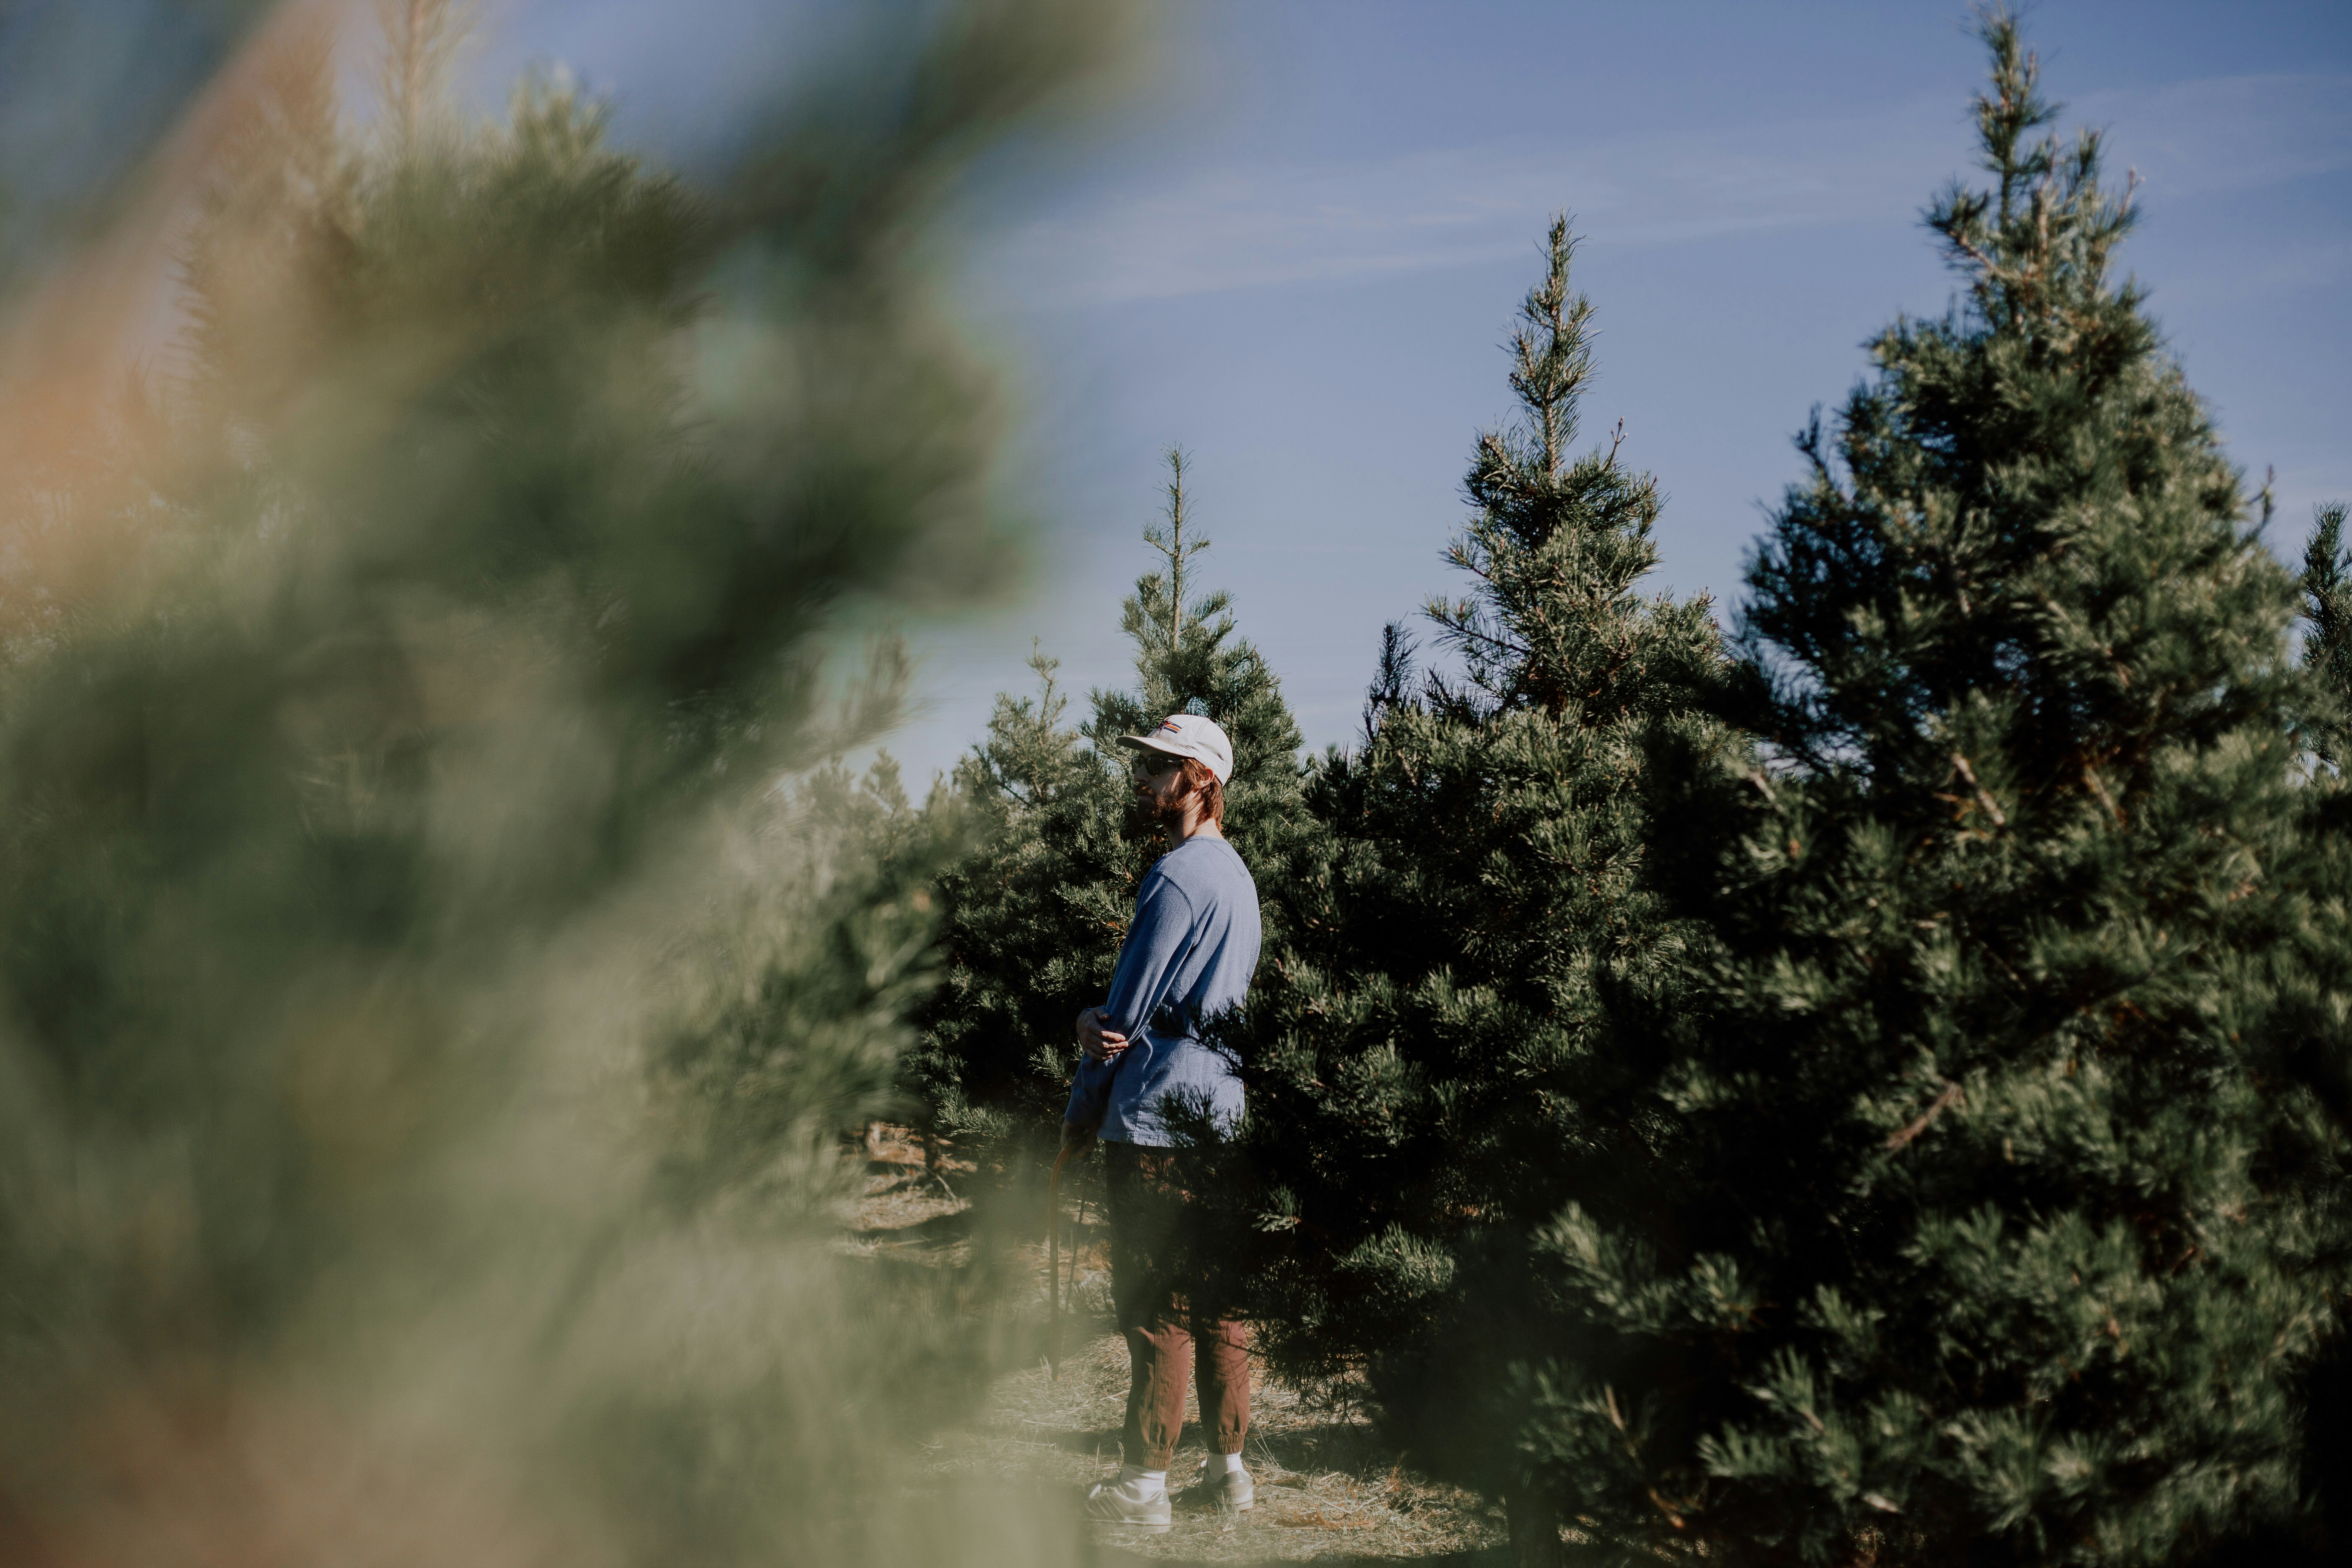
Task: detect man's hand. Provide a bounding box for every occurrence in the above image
[1075,1005,1129,1064]
[1061,1118,1096,1154]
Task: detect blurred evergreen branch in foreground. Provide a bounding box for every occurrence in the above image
[0,1,1130,1562]
[0,0,275,299]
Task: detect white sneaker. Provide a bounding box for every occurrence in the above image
[1176,1461,1254,1513]
[1083,1475,1172,1530]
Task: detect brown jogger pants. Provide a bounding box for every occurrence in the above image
[1103,1141,1250,1472]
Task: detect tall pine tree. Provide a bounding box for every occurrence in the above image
[1223,217,1725,1565]
[2242,499,2352,1568]
[2299,502,2352,768]
[1522,15,2352,1564]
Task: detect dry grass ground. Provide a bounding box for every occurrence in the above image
[845,1127,1508,1567]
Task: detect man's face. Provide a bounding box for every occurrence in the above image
[1132,754,1190,820]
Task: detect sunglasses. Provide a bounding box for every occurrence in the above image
[1130,756,1183,783]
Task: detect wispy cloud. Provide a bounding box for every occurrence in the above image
[979,73,2352,309]
[2076,73,2352,198]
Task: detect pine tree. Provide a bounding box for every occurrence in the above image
[2256,499,2352,1568]
[913,448,1311,1164]
[2299,502,2352,767]
[1506,15,2352,1564]
[1221,217,1725,1565]
[908,644,1132,1152]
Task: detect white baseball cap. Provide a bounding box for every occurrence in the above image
[1118,712,1234,785]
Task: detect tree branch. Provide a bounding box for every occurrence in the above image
[1886,1080,1965,1152]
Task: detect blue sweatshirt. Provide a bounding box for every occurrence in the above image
[1065,834,1262,1146]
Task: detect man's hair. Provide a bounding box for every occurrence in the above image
[1178,756,1225,828]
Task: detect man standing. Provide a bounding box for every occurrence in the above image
[1065,713,1262,1529]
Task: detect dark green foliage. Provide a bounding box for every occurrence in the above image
[2291,500,2352,1137]
[908,643,1133,1148]
[657,749,965,1213]
[2247,503,2352,1568]
[2299,502,2352,766]
[1223,215,1725,1555]
[912,448,1312,1158]
[1541,17,2351,1565]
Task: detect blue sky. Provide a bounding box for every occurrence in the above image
[491,1,2350,782]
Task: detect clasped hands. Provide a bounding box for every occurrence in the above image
[1061,1006,1126,1152]
[1073,1005,1128,1064]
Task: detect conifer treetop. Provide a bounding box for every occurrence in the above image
[1933,8,2139,343]
[1119,445,1232,719]
[1740,2,2271,802]
[1097,446,1301,792]
[1140,444,1210,665]
[1427,214,1684,723]
[377,0,473,150]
